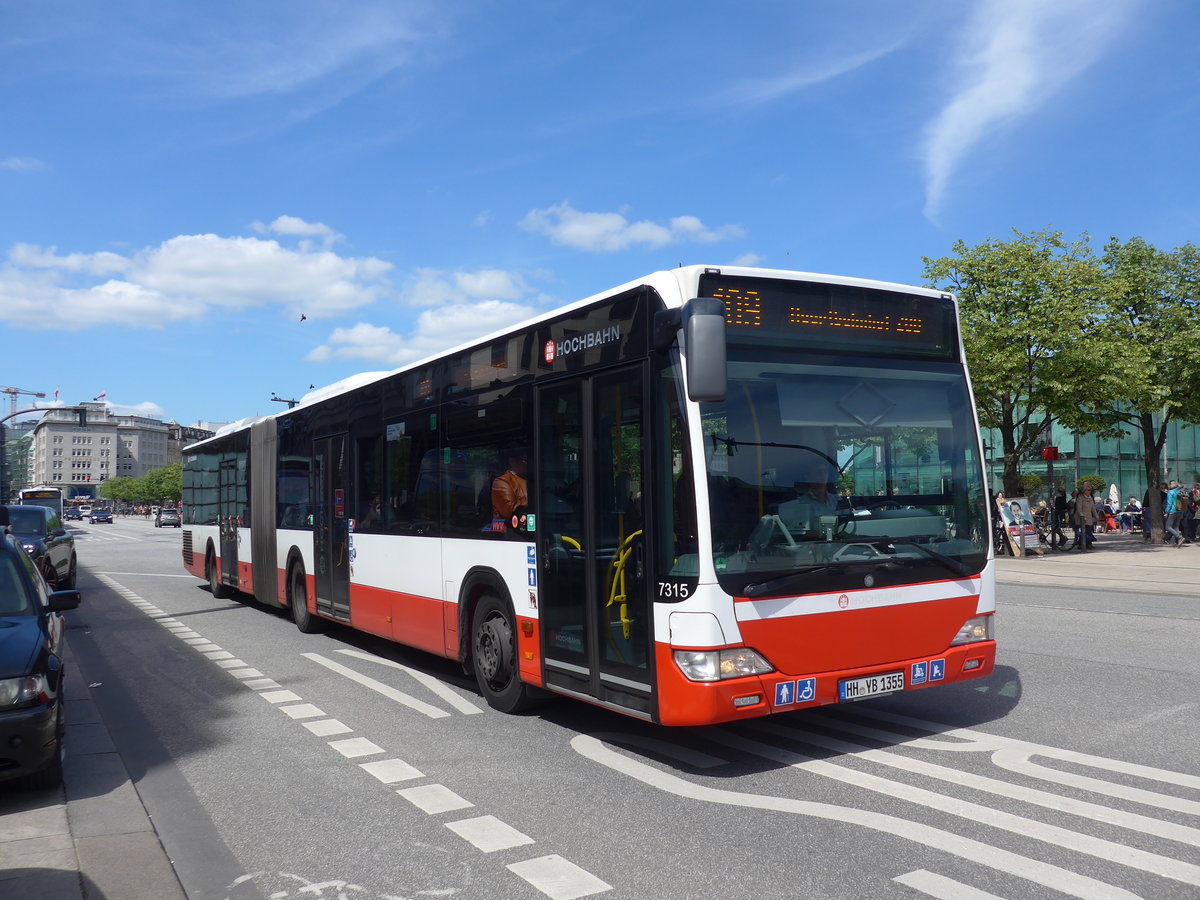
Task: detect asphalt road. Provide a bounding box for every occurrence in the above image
[61,518,1200,899]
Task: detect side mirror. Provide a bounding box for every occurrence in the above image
[52,527,67,537]
[48,590,82,612]
[682,297,727,402]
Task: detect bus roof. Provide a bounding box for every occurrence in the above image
[184,265,948,452]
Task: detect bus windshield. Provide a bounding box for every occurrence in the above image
[701,353,988,597]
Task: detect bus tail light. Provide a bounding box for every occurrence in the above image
[673,648,774,682]
[950,615,993,646]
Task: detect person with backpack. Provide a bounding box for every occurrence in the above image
[1164,480,1189,547]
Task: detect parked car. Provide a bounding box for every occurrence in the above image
[88,508,113,524]
[0,506,82,789]
[0,506,77,590]
[155,508,182,528]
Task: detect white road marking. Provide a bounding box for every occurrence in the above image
[328,737,385,759]
[574,734,1138,900]
[711,728,1200,888]
[243,678,281,690]
[758,720,1200,848]
[227,667,265,679]
[260,690,303,704]
[278,703,326,720]
[359,759,424,784]
[209,655,243,665]
[397,784,475,815]
[894,869,1006,899]
[303,652,451,719]
[334,649,483,714]
[303,719,353,737]
[507,855,613,900]
[859,708,1200,791]
[445,815,534,853]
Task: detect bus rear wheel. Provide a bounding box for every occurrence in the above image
[206,550,230,599]
[471,593,536,714]
[289,564,323,634]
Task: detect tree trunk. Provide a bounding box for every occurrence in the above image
[1139,410,1166,538]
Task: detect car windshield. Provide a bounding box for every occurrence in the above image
[0,553,34,615]
[700,355,988,596]
[5,507,46,536]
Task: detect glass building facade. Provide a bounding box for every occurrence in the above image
[983,416,1200,502]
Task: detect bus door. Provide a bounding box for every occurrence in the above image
[313,434,351,620]
[218,457,239,588]
[537,364,653,717]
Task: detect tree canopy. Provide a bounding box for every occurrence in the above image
[923,229,1200,516]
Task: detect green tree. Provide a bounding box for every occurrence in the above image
[1060,238,1200,528]
[923,228,1106,495]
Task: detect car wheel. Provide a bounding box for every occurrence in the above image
[471,593,538,713]
[289,564,323,634]
[20,704,65,791]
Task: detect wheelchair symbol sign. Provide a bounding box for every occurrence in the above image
[911,661,928,684]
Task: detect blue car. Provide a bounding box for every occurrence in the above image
[0,507,82,789]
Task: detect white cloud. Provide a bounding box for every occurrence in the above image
[717,43,905,106]
[399,267,531,307]
[729,253,765,267]
[307,299,540,367]
[922,0,1137,218]
[0,226,393,331]
[0,156,46,172]
[520,203,745,253]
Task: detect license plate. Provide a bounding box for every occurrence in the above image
[838,671,905,702]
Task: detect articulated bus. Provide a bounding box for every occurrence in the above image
[19,487,64,518]
[181,266,995,726]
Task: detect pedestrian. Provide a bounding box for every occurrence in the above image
[1051,487,1069,550]
[1072,483,1099,551]
[1164,480,1188,547]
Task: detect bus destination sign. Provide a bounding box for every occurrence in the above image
[698,273,958,360]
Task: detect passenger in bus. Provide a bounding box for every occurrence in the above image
[357,495,384,532]
[777,457,844,533]
[491,446,529,529]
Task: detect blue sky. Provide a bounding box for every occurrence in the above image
[2,0,1197,428]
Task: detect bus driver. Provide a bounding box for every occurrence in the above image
[778,457,843,533]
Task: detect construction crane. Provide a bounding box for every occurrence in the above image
[1,386,46,417]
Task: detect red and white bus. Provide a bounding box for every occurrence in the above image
[181,266,995,726]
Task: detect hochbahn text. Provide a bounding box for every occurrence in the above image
[181,266,996,726]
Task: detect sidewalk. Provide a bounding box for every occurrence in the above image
[994,528,1200,596]
[0,649,185,899]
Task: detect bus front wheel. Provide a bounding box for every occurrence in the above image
[471,593,535,714]
[289,565,323,634]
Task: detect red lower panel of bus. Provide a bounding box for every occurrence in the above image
[654,629,995,727]
[737,593,982,674]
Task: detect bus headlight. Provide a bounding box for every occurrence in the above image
[674,648,774,682]
[950,615,993,646]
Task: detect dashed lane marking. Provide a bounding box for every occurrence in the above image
[94,572,613,899]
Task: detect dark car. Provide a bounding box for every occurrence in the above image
[0,507,82,789]
[64,508,83,521]
[1,506,77,590]
[155,508,181,528]
[88,508,113,524]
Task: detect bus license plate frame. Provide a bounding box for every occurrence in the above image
[838,670,905,702]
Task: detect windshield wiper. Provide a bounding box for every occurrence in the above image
[870,540,969,577]
[743,565,844,598]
